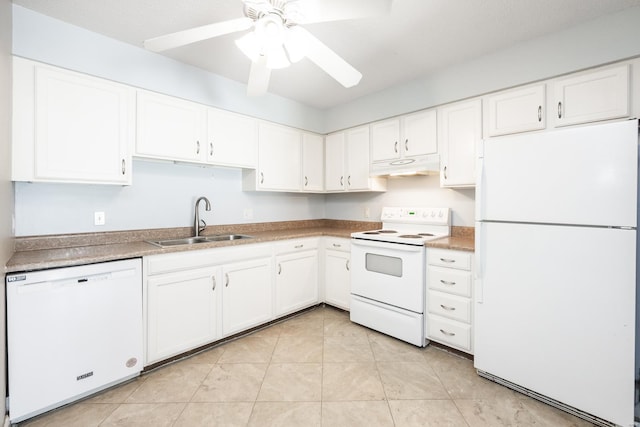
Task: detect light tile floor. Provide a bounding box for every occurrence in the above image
[20,306,594,426]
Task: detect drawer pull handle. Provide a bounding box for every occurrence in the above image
[537,105,542,122]
[294,244,304,249]
[196,140,200,154]
[346,260,350,271]
[440,329,456,337]
[440,279,456,286]
[440,304,456,311]
[212,276,216,291]
[278,263,282,275]
[557,101,562,119]
[332,243,342,248]
[440,258,456,263]
[225,273,229,287]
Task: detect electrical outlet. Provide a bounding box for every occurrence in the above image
[243,208,253,220]
[364,207,371,219]
[94,211,106,226]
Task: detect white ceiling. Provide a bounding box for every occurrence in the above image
[12,0,640,109]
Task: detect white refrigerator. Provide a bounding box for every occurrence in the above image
[475,119,638,427]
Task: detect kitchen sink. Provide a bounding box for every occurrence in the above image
[147,234,253,248]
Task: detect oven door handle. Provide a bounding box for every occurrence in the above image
[350,238,424,252]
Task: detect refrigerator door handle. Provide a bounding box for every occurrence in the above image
[475,154,485,222]
[475,222,484,304]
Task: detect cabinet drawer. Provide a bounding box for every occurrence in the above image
[324,238,350,252]
[274,238,318,254]
[428,266,472,297]
[428,290,471,323]
[428,315,472,352]
[428,249,472,270]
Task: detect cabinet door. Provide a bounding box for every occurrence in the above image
[439,99,481,188]
[207,108,257,168]
[324,250,350,310]
[222,257,272,336]
[402,110,437,158]
[275,250,319,316]
[345,126,371,190]
[325,132,346,191]
[302,132,324,192]
[32,66,133,184]
[487,84,545,136]
[257,122,301,191]
[371,119,400,162]
[146,267,219,364]
[136,90,205,162]
[553,65,629,127]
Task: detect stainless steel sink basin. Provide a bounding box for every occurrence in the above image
[147,234,253,248]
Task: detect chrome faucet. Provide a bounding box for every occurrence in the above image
[194,196,211,237]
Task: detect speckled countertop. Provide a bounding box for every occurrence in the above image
[6,220,475,273]
[426,226,475,252]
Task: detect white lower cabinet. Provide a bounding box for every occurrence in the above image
[274,239,319,316]
[222,257,273,336]
[426,248,474,354]
[323,238,351,310]
[144,244,273,365]
[146,266,220,364]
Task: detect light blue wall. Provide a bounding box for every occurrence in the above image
[326,6,640,131]
[11,5,640,236]
[1,0,11,418]
[324,176,475,226]
[14,161,325,235]
[12,5,325,133]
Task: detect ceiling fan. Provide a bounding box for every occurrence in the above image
[143,0,392,96]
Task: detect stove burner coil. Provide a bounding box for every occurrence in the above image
[398,235,423,239]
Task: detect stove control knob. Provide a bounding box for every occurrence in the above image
[422,211,428,217]
[431,211,436,217]
[438,210,444,217]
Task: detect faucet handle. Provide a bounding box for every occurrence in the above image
[199,219,207,234]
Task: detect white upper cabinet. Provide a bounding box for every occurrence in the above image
[439,99,481,188]
[552,64,630,127]
[136,90,206,163]
[325,132,346,191]
[325,126,386,192]
[485,84,545,137]
[371,119,401,162]
[345,126,373,190]
[206,108,257,168]
[326,126,386,192]
[403,110,438,158]
[371,110,437,162]
[302,132,324,192]
[244,122,301,192]
[12,58,134,185]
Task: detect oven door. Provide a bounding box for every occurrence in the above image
[350,238,425,313]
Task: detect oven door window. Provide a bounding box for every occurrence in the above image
[365,253,402,277]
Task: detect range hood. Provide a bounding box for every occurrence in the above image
[370,153,441,176]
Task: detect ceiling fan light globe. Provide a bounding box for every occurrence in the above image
[284,27,306,63]
[235,31,261,61]
[266,45,290,69]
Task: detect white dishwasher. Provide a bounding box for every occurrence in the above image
[6,258,143,423]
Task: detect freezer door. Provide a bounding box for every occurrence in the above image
[474,222,636,427]
[477,119,638,227]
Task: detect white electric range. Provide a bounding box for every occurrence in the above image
[350,207,451,347]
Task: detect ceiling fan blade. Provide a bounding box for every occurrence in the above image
[247,56,271,96]
[288,0,391,24]
[293,27,362,88]
[144,17,254,52]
